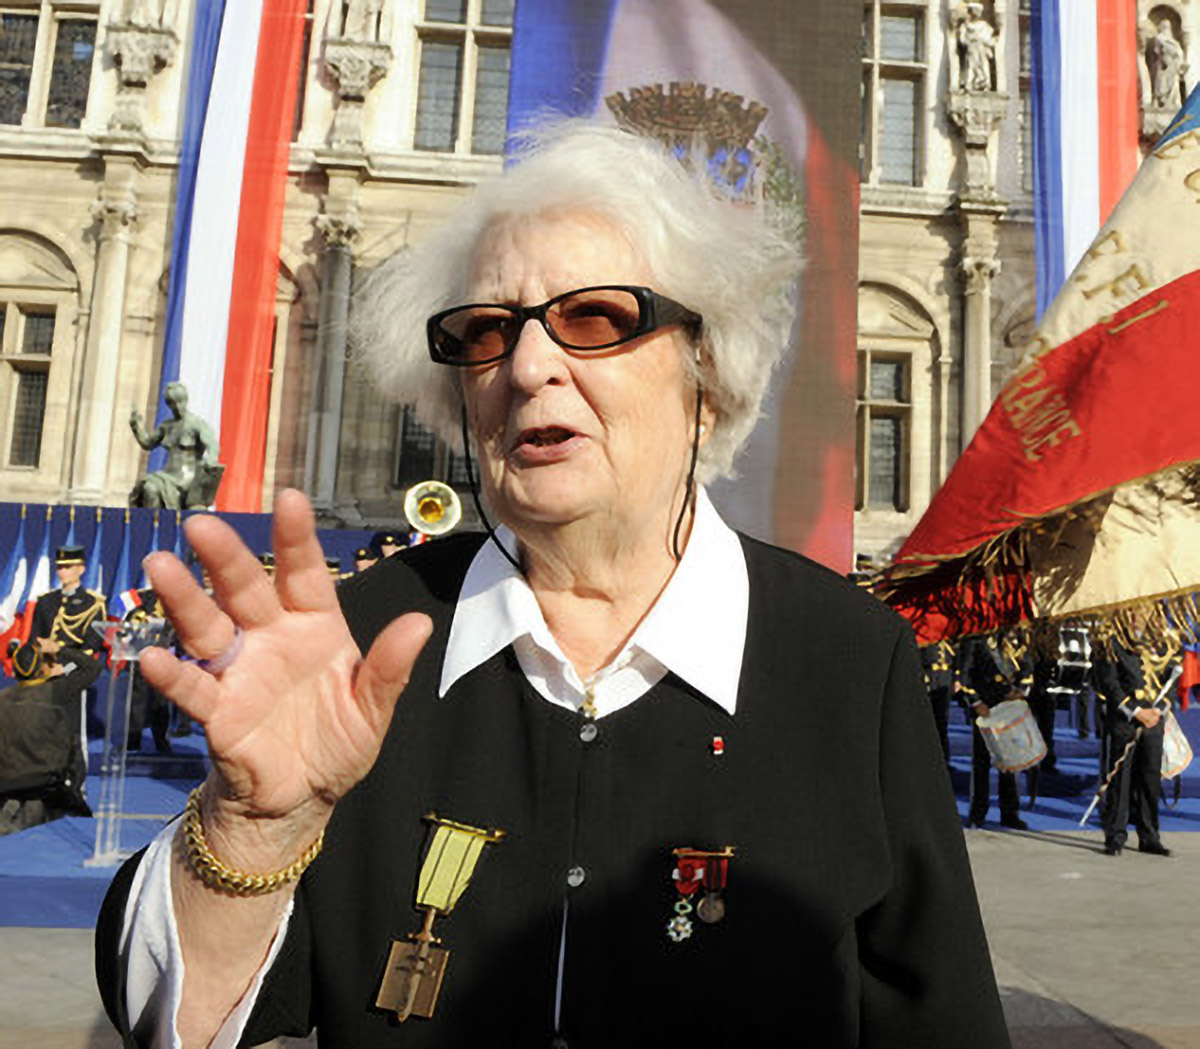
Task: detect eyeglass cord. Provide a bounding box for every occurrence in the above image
[458,383,704,574]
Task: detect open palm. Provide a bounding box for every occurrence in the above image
[140,489,431,820]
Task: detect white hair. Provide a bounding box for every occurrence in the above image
[352,122,802,482]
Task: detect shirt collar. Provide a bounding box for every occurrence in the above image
[439,488,749,715]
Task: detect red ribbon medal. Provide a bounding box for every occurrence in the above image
[666,846,734,942]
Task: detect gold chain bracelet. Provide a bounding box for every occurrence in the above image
[181,786,324,897]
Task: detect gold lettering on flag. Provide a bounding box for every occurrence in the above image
[1080,262,1151,302]
[1106,299,1169,335]
[999,361,1083,462]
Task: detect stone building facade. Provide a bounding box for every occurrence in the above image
[0,0,1194,552]
[856,0,1199,563]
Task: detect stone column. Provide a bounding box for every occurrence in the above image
[310,209,361,511]
[958,209,1002,443]
[946,25,1008,449]
[70,164,139,502]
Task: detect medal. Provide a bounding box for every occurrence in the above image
[667,846,734,942]
[375,814,505,1022]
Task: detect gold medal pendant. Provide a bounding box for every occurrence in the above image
[375,814,505,1022]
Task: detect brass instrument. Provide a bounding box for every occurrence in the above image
[403,480,462,537]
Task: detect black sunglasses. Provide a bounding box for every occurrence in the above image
[427,284,703,367]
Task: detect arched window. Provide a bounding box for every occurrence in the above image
[855,283,937,515]
[0,231,79,473]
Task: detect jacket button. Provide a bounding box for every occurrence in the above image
[580,722,598,743]
[567,866,586,888]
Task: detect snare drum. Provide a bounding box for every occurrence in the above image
[1161,709,1193,780]
[976,699,1047,773]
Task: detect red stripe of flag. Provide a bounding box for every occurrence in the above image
[1095,0,1139,226]
[217,0,308,512]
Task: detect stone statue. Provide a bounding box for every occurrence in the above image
[957,3,996,94]
[124,0,162,27]
[342,0,384,41]
[1147,19,1186,111]
[129,382,224,509]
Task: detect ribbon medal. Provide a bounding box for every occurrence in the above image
[667,846,734,942]
[375,814,505,1022]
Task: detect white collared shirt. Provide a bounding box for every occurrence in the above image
[442,487,748,719]
[120,488,749,1048]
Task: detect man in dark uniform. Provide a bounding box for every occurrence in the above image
[0,641,102,830]
[372,531,408,559]
[957,633,1032,829]
[30,545,107,659]
[124,589,171,754]
[920,639,954,766]
[1092,638,1170,857]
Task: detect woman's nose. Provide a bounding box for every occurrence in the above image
[507,316,567,389]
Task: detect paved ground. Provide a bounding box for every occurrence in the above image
[1,828,1197,1048]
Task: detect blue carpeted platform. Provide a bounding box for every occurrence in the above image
[0,730,208,928]
[3,704,1200,929]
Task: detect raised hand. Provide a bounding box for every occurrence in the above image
[140,489,432,830]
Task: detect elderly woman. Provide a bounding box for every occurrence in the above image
[96,126,1009,1047]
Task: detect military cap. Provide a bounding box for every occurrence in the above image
[354,547,376,562]
[258,552,276,569]
[326,557,342,576]
[55,544,86,566]
[12,642,43,681]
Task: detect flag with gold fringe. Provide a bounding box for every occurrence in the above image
[878,87,1200,656]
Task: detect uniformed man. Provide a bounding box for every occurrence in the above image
[30,545,107,660]
[0,641,102,827]
[920,638,954,766]
[1092,637,1170,857]
[372,531,408,559]
[956,632,1032,830]
[124,589,171,754]
[353,546,378,573]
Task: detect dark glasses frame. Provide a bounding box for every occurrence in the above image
[427,284,703,367]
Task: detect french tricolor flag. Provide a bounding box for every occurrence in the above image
[1031,1,1141,319]
[156,0,307,511]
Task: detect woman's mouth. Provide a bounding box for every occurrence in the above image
[512,426,583,462]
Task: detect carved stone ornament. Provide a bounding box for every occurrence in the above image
[947,89,1008,200]
[315,211,362,250]
[89,195,139,239]
[106,21,177,132]
[959,253,1000,296]
[323,38,392,150]
[325,39,392,102]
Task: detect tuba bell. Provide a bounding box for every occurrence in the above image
[404,480,462,537]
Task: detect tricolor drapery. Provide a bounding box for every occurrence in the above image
[156,0,307,512]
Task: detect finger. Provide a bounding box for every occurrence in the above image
[353,613,434,729]
[140,645,223,724]
[185,513,282,629]
[145,551,236,661]
[272,489,338,614]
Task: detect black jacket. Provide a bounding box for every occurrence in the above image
[95,534,1009,1048]
[957,636,1033,709]
[31,587,107,655]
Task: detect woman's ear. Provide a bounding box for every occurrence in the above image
[697,401,717,445]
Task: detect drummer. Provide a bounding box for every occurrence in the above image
[956,632,1033,830]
